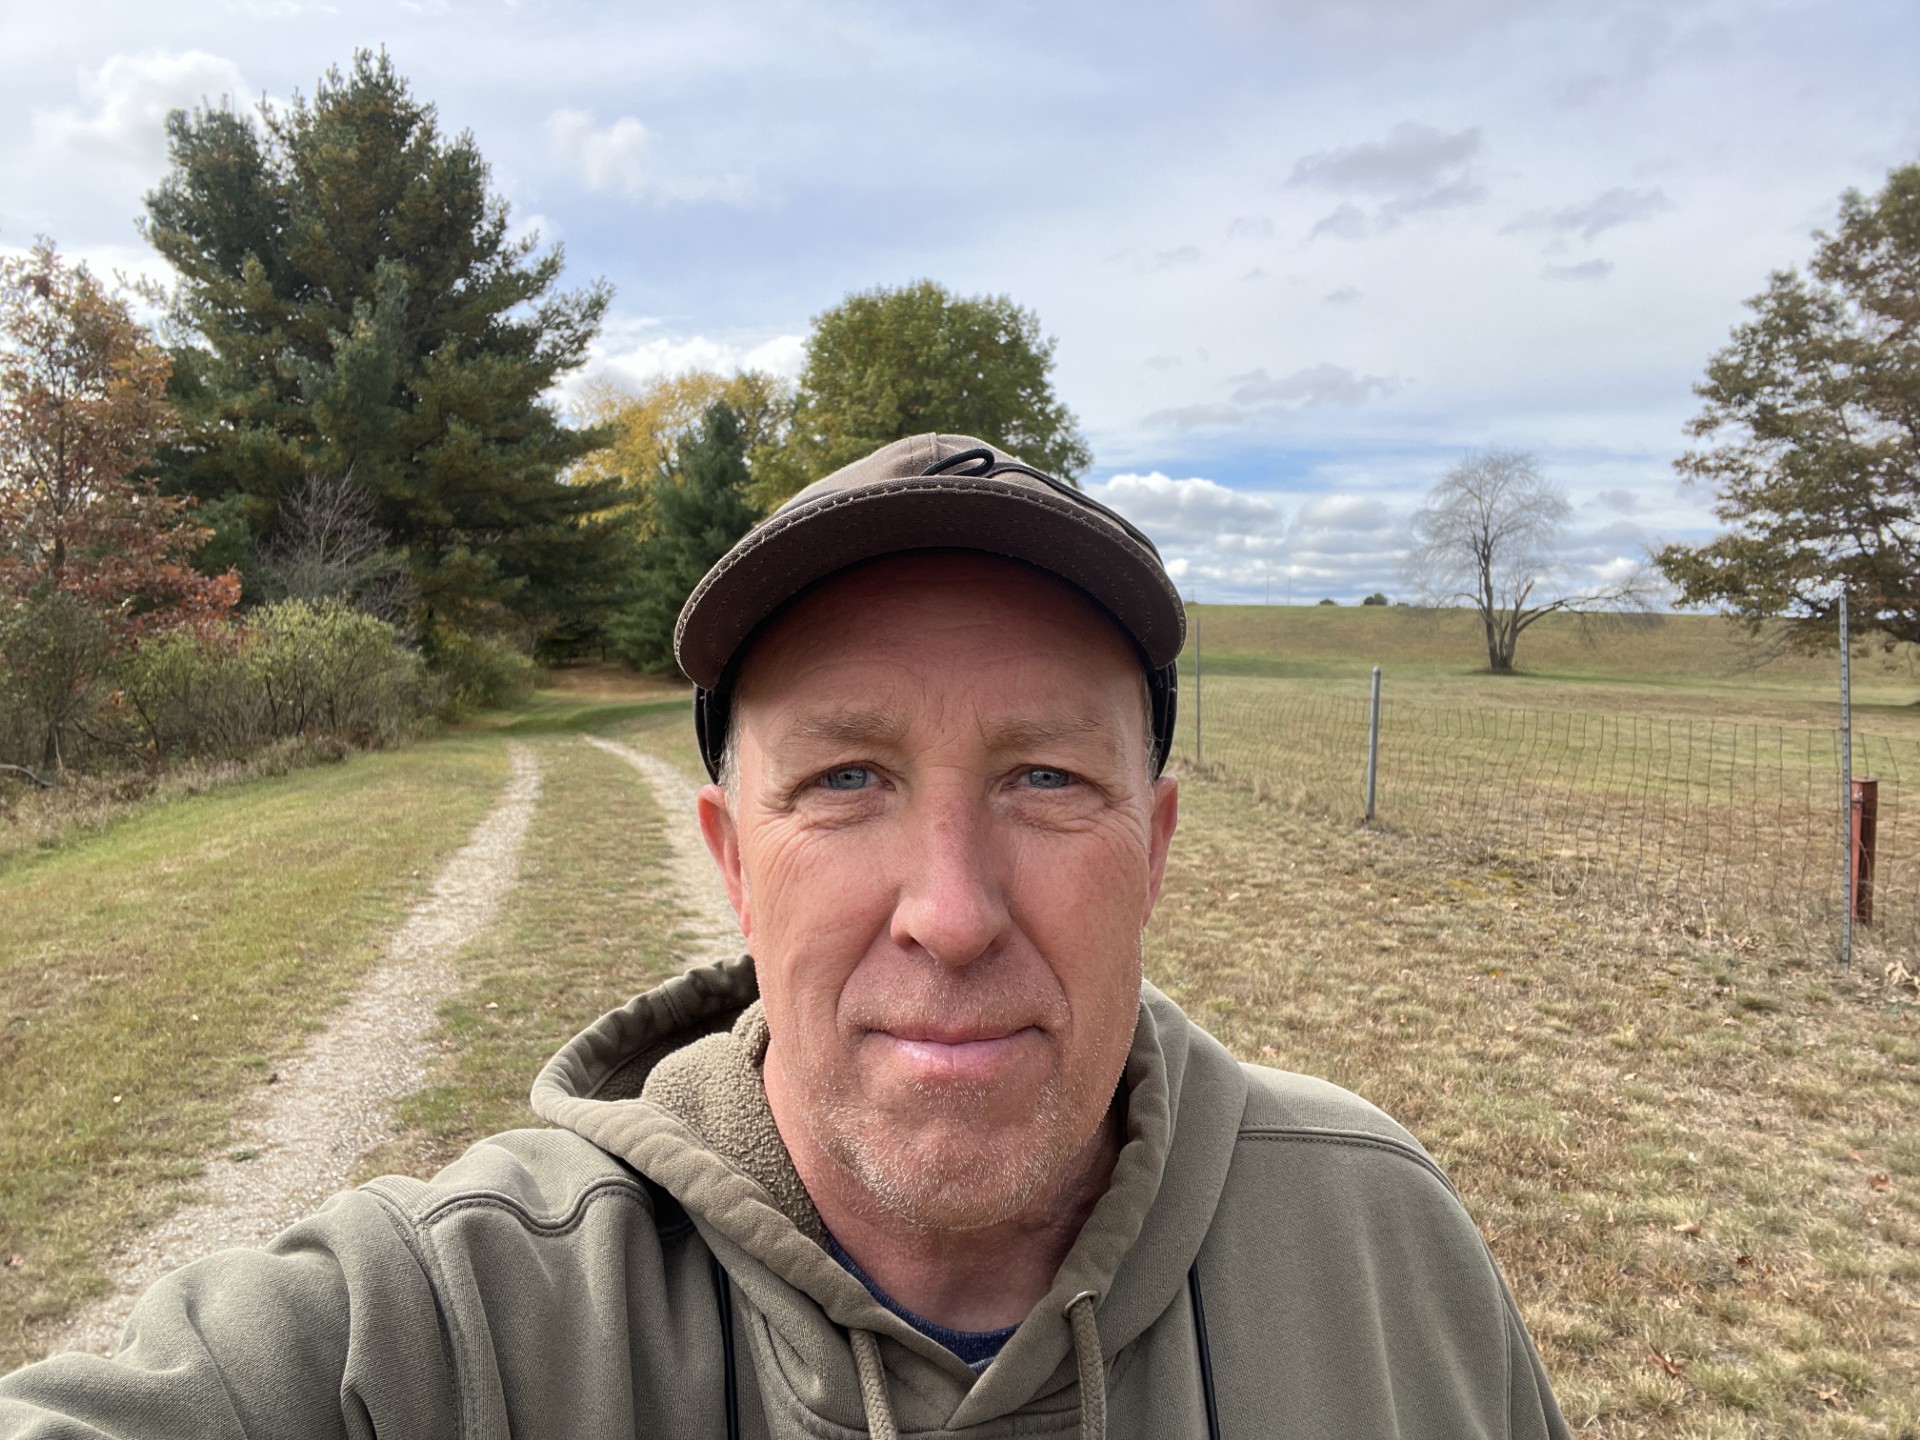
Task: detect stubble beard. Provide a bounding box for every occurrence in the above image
[811,1064,1102,1233]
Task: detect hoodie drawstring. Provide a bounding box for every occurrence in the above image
[1063,1290,1108,1440]
[851,1329,901,1440]
[848,1292,1108,1440]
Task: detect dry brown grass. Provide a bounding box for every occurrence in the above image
[1147,765,1920,1437]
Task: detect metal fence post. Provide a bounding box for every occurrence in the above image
[1192,599,1203,770]
[1365,665,1381,823]
[1840,593,1852,975]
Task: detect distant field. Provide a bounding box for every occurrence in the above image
[1182,605,1920,724]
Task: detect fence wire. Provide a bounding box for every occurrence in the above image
[1169,671,1917,961]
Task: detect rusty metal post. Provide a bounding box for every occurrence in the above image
[1852,778,1878,925]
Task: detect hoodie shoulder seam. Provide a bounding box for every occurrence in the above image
[1234,1126,1460,1198]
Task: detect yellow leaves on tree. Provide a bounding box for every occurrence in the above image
[569,369,795,528]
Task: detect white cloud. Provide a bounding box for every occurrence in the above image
[545,108,753,204]
[1297,495,1394,532]
[1503,185,1672,243]
[33,51,248,170]
[1231,364,1396,408]
[1289,121,1488,238]
[1145,363,1398,430]
[1288,121,1482,195]
[561,323,807,409]
[1087,471,1285,543]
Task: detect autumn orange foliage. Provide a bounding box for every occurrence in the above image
[0,240,238,639]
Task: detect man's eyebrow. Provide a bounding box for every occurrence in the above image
[773,708,912,748]
[979,715,1124,756]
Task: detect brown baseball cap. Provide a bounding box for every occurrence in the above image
[675,433,1186,780]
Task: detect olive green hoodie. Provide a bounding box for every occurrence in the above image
[0,957,1567,1438]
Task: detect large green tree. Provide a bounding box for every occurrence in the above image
[143,50,624,643]
[768,279,1091,504]
[608,402,760,674]
[1656,163,1920,652]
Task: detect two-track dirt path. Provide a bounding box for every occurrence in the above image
[581,735,740,961]
[41,742,544,1358]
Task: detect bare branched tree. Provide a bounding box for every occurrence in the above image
[1403,449,1657,673]
[255,472,417,633]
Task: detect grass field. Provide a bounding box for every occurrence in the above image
[2,651,1916,1432]
[0,738,508,1366]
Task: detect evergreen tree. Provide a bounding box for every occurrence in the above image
[609,402,759,673]
[142,50,624,643]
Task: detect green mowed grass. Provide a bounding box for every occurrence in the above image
[0,736,509,1368]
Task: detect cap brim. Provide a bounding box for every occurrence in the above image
[675,474,1186,688]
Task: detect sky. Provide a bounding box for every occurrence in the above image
[4,0,1917,603]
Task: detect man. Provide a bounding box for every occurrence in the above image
[0,434,1568,1438]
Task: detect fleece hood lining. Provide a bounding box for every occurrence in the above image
[529,956,1248,1432]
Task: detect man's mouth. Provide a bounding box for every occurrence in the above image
[869,1024,1041,1083]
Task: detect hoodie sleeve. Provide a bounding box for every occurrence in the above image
[0,1190,458,1440]
[1505,1282,1573,1440]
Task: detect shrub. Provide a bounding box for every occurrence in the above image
[118,600,430,759]
[1362,592,1391,606]
[430,628,537,716]
[247,600,427,745]
[0,593,115,773]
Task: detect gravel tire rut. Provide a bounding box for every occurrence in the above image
[40,741,543,1359]
[581,735,741,964]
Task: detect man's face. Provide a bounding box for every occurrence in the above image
[697,552,1179,1232]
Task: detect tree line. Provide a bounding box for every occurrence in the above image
[0,51,1087,783]
[6,46,1913,783]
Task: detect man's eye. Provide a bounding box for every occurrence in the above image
[820,765,872,791]
[1024,767,1073,790]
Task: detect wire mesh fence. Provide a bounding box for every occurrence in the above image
[1169,669,1919,964]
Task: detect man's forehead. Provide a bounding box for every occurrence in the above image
[735,552,1143,690]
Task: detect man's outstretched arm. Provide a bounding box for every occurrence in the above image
[0,1190,455,1440]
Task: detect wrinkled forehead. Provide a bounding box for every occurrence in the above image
[730,551,1149,734]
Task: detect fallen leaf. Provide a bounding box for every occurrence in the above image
[1814,1385,1849,1410]
[1846,1149,1865,1164]
[1441,1077,1455,1095]
[1672,1221,1702,1236]
[1869,1173,1892,1191]
[1648,1348,1686,1379]
[3,1253,23,1269]
[1735,1253,1755,1268]
[485,1002,499,1010]
[1258,1044,1276,1058]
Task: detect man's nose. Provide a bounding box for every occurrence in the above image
[889,782,1011,968]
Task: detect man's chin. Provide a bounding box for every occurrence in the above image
[820,1105,1080,1232]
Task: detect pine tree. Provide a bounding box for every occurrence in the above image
[142,50,624,644]
[609,403,760,673]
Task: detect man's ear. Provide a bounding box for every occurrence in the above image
[1141,775,1179,924]
[696,784,752,937]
